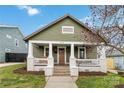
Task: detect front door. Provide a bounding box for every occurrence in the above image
[59,48,65,65]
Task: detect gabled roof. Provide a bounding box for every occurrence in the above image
[0,25,25,38]
[24,14,100,41]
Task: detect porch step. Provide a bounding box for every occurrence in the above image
[53,73,70,76]
[54,66,70,76]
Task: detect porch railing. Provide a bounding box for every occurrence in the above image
[33,58,48,66]
[76,59,100,67]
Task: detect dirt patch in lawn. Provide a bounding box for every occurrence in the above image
[13,67,44,75]
[115,84,124,88]
[79,72,107,76]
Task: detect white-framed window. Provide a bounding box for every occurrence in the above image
[6,34,12,39]
[15,38,19,47]
[62,26,74,34]
[5,48,11,52]
[44,46,49,57]
[78,47,86,59]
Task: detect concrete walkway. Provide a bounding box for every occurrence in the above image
[45,76,78,88]
[0,62,24,68]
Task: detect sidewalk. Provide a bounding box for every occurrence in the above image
[45,76,78,88]
[0,62,24,67]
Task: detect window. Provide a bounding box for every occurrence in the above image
[5,48,11,52]
[44,47,49,57]
[62,26,74,34]
[78,47,86,59]
[15,39,19,47]
[6,34,12,39]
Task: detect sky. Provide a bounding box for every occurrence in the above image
[0,5,91,36]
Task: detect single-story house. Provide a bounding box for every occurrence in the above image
[0,25,27,62]
[24,14,107,76]
[107,49,124,70]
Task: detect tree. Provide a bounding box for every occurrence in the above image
[89,5,124,54]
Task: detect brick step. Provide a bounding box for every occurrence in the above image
[54,68,69,71]
[54,67,69,69]
[53,72,70,76]
[54,66,70,76]
[54,70,70,73]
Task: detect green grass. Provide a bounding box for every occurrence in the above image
[0,64,46,88]
[76,73,124,88]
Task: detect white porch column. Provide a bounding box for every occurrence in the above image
[70,43,74,58]
[45,43,54,76]
[27,41,34,71]
[70,43,78,76]
[97,44,107,73]
[48,43,53,58]
[28,42,33,58]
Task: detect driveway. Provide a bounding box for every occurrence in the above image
[45,76,78,88]
[0,62,25,68]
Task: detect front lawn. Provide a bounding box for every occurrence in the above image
[76,73,124,88]
[0,64,46,88]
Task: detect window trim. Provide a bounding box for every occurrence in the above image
[44,46,49,57]
[78,47,86,59]
[62,26,74,34]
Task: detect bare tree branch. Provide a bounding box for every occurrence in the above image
[90,5,124,54]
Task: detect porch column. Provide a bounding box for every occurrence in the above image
[97,44,107,73]
[48,43,53,58]
[70,43,78,76]
[28,42,33,58]
[27,41,34,71]
[70,44,74,58]
[45,43,54,76]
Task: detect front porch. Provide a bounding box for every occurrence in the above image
[27,40,107,76]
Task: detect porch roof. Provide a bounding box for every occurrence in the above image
[30,40,103,46]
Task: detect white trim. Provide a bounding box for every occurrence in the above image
[62,26,74,34]
[78,47,86,59]
[30,40,100,45]
[28,42,33,58]
[0,25,18,28]
[43,46,58,64]
[57,46,67,64]
[44,46,49,57]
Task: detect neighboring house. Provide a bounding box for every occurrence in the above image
[0,25,27,62]
[24,14,107,76]
[107,49,124,70]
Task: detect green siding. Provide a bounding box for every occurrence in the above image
[29,18,101,43]
[29,17,99,60]
[33,44,44,58]
[86,46,97,59]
